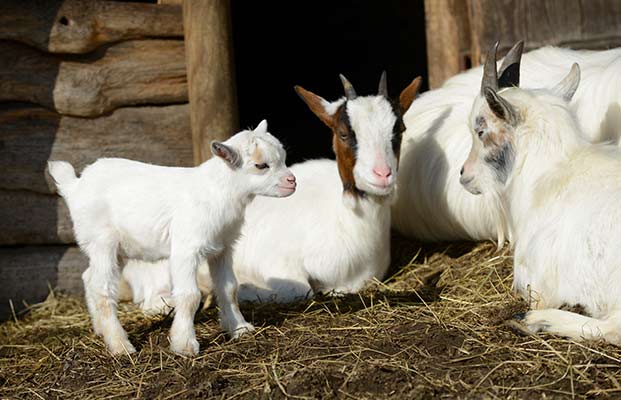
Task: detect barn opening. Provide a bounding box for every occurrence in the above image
[231,1,428,164]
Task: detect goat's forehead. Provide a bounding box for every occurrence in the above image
[345,96,397,143]
[251,134,286,163]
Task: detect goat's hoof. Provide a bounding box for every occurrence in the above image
[107,338,137,355]
[230,322,255,339]
[170,337,200,356]
[512,312,526,321]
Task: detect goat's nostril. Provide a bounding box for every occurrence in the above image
[373,167,392,178]
[287,175,296,183]
[460,166,464,176]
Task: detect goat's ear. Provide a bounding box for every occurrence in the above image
[255,119,268,132]
[399,76,422,114]
[498,40,524,89]
[552,63,580,102]
[294,85,335,127]
[484,87,519,126]
[211,141,241,168]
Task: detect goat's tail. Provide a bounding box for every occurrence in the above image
[515,308,620,345]
[47,161,78,197]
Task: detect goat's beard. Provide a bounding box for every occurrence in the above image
[486,187,513,249]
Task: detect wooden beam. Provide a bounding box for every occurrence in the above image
[0,0,183,54]
[0,104,192,194]
[0,40,187,117]
[183,0,239,164]
[424,0,471,88]
[0,246,87,320]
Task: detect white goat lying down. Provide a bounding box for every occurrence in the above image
[48,120,296,355]
[460,50,620,344]
[122,73,421,308]
[394,42,621,245]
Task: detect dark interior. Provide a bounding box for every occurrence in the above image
[231,1,428,164]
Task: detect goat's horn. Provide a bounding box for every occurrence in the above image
[481,41,499,94]
[378,71,388,97]
[339,74,357,100]
[498,40,524,89]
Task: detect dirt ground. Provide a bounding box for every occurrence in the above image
[1,234,620,399]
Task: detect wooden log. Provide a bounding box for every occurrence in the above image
[0,246,87,320]
[0,40,187,117]
[183,0,238,164]
[424,0,471,88]
[0,190,73,245]
[0,0,183,54]
[0,104,192,194]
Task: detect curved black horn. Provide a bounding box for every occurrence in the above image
[498,40,524,89]
[481,41,499,94]
[378,71,388,97]
[339,74,357,100]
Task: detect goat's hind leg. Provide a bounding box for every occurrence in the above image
[82,239,136,355]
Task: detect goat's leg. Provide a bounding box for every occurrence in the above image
[82,240,135,355]
[208,249,254,338]
[168,250,201,356]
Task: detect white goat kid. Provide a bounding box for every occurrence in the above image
[123,73,421,307]
[461,57,621,345]
[394,42,621,245]
[48,120,296,355]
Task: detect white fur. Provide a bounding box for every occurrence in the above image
[393,46,621,244]
[464,83,621,344]
[123,94,400,306]
[49,121,295,355]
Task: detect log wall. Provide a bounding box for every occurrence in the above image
[0,0,211,320]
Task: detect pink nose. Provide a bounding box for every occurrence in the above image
[373,165,392,178]
[282,174,296,188]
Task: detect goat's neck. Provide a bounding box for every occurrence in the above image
[505,124,584,229]
[197,159,254,206]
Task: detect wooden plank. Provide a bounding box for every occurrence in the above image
[0,40,187,117]
[424,0,471,88]
[0,0,183,54]
[0,104,192,194]
[183,0,238,164]
[468,0,621,65]
[0,246,87,320]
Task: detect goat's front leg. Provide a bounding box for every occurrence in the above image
[208,249,255,338]
[168,249,201,356]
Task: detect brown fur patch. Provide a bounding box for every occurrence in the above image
[332,106,358,196]
[251,146,264,164]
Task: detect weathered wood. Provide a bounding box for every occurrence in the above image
[0,0,183,54]
[0,246,87,320]
[0,40,187,117]
[424,0,471,88]
[0,190,73,245]
[468,0,621,65]
[0,104,192,194]
[183,0,238,164]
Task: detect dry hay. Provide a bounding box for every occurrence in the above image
[1,235,620,399]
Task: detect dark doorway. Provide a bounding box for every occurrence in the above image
[232,1,428,165]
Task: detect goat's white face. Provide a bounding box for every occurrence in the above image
[346,96,400,196]
[212,120,296,197]
[460,91,518,195]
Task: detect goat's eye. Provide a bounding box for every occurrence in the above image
[255,163,269,170]
[339,132,348,140]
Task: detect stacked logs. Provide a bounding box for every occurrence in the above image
[0,0,196,319]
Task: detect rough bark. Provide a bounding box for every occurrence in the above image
[0,40,187,117]
[0,0,183,54]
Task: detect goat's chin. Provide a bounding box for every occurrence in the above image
[356,181,395,197]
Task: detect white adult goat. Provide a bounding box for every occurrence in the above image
[460,56,620,345]
[394,42,621,245]
[48,120,296,355]
[122,73,421,307]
